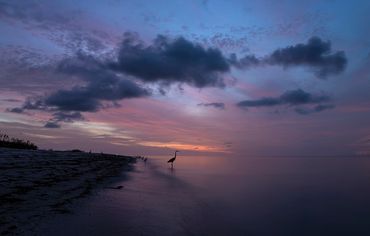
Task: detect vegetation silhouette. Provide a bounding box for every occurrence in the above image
[0,132,38,150]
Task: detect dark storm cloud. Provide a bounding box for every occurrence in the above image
[7,97,50,114]
[237,89,332,114]
[228,53,260,69]
[10,53,149,127]
[110,32,230,88]
[294,104,335,115]
[44,78,148,112]
[279,89,330,105]
[267,37,347,77]
[44,111,84,128]
[22,97,49,110]
[197,102,225,110]
[44,121,61,129]
[52,111,85,123]
[4,32,347,127]
[6,107,24,113]
[45,88,100,112]
[230,37,347,78]
[40,53,149,112]
[57,53,104,77]
[237,97,281,107]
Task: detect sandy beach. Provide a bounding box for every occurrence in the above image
[0,148,135,235]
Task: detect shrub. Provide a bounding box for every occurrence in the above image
[71,149,83,153]
[0,132,38,150]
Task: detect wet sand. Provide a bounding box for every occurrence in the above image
[0,148,135,235]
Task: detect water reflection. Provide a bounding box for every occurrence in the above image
[40,155,370,236]
[168,166,176,175]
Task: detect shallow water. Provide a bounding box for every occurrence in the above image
[40,155,370,235]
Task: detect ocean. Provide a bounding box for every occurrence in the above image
[40,155,370,235]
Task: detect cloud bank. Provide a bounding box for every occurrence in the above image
[237,89,334,114]
[6,33,347,127]
[8,53,149,127]
[268,37,347,78]
[231,37,347,78]
[197,102,225,110]
[110,32,230,88]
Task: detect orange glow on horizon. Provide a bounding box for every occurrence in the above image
[138,141,229,153]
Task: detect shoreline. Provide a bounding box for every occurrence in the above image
[36,159,205,236]
[0,148,136,235]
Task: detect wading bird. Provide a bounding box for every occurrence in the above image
[167,150,179,168]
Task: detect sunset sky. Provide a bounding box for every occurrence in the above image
[1,0,369,156]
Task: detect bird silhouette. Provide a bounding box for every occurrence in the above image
[167,150,179,168]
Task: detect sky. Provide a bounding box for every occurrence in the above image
[0,0,369,156]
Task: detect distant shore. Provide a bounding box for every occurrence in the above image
[0,148,136,235]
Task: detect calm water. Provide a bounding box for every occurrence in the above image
[40,155,370,235]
